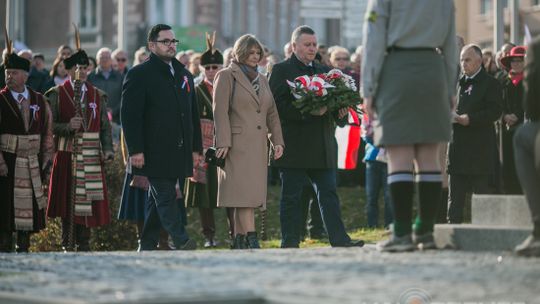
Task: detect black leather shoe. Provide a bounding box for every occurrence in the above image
[347,239,365,247]
[334,239,365,248]
[0,232,14,253]
[178,239,197,251]
[246,232,261,249]
[232,234,246,249]
[16,231,31,253]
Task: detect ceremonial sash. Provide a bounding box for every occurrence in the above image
[0,134,45,230]
[58,132,104,216]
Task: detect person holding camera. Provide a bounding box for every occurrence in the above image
[213,34,284,249]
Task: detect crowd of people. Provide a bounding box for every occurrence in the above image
[1,0,539,257]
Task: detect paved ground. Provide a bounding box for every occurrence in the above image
[1,245,539,304]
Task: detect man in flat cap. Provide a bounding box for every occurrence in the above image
[0,40,54,252]
[45,38,114,251]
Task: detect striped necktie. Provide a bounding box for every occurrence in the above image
[17,94,30,131]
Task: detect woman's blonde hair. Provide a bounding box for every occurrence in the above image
[329,46,350,61]
[233,34,264,64]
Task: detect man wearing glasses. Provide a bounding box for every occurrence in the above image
[121,24,202,251]
[112,49,130,79]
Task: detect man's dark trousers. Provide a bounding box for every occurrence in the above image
[140,177,189,250]
[280,168,350,247]
[447,174,492,223]
[299,184,325,239]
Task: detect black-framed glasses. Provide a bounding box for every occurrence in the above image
[203,65,221,70]
[155,39,180,46]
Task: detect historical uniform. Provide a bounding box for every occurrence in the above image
[184,33,233,247]
[46,42,113,251]
[0,38,54,252]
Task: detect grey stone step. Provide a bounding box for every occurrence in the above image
[0,291,266,304]
[434,224,531,251]
[472,194,532,227]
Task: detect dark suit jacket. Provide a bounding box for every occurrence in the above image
[269,54,343,169]
[121,53,202,178]
[448,68,502,175]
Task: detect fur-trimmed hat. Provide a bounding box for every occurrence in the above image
[3,27,30,72]
[64,23,89,70]
[200,31,223,66]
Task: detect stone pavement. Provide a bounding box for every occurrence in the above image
[1,245,539,304]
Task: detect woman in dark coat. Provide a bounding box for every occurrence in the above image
[500,46,526,194]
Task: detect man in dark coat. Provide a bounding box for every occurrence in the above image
[269,25,363,248]
[447,45,502,223]
[121,24,202,251]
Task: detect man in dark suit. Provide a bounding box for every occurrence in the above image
[269,25,363,248]
[447,44,502,223]
[121,24,202,251]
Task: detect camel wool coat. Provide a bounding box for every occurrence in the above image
[213,62,284,208]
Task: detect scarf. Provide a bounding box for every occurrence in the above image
[73,132,105,216]
[1,134,45,230]
[233,60,260,94]
[510,71,524,87]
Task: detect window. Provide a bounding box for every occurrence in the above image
[480,0,491,15]
[480,0,508,15]
[222,0,232,38]
[80,0,98,30]
[534,0,540,6]
[247,0,259,35]
[73,0,101,46]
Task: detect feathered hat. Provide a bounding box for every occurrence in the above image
[200,31,223,66]
[64,23,89,70]
[3,26,30,72]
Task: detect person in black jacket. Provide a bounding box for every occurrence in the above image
[499,46,526,194]
[121,24,202,251]
[269,25,363,248]
[447,45,502,223]
[513,37,540,257]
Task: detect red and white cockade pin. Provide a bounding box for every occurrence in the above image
[465,84,473,95]
[182,76,191,93]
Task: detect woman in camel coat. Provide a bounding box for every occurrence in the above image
[213,34,284,249]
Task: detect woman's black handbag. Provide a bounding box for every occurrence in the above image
[205,147,225,168]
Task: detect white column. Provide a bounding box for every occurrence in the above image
[509,0,519,44]
[117,0,126,50]
[165,0,175,25]
[493,0,504,52]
